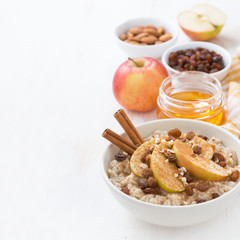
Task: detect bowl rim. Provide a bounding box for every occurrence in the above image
[114,17,179,49]
[161,41,232,76]
[101,118,240,209]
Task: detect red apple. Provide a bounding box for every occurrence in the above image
[113,57,168,112]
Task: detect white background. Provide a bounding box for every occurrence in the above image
[0,0,240,239]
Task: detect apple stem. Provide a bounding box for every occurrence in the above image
[128,57,140,67]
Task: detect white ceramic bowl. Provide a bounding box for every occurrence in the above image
[162,41,232,81]
[101,119,240,227]
[115,17,179,58]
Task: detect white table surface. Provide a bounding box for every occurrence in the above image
[1,0,240,239]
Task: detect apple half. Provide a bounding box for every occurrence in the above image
[178,3,227,41]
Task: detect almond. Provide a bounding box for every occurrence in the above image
[157,26,164,35]
[141,35,158,44]
[159,32,172,42]
[146,24,157,31]
[127,36,138,42]
[134,32,149,41]
[138,25,145,30]
[155,41,163,45]
[127,31,134,38]
[124,40,140,45]
[119,33,127,41]
[143,28,160,37]
[129,27,142,35]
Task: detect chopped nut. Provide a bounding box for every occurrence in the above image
[148,177,158,188]
[184,171,194,183]
[193,145,202,155]
[212,152,225,162]
[212,193,220,199]
[115,154,127,162]
[186,131,195,140]
[121,187,130,195]
[198,135,209,141]
[185,185,194,196]
[174,173,179,178]
[149,145,155,152]
[230,170,240,182]
[191,153,197,157]
[142,168,153,179]
[143,188,156,194]
[196,181,211,192]
[168,128,181,138]
[218,161,227,168]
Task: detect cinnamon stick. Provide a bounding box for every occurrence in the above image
[102,128,137,154]
[114,109,144,146]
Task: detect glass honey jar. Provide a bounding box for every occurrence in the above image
[157,72,226,125]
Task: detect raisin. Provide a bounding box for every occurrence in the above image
[198,135,209,141]
[196,199,206,204]
[140,148,151,163]
[188,182,196,189]
[148,177,158,188]
[166,135,175,141]
[196,181,211,192]
[193,145,202,155]
[230,170,240,182]
[168,128,181,138]
[184,172,194,183]
[145,154,151,166]
[143,188,156,194]
[218,161,227,168]
[167,48,224,74]
[212,152,225,162]
[186,131,195,140]
[115,154,127,162]
[164,151,177,163]
[140,184,149,190]
[142,168,153,179]
[178,137,186,142]
[212,193,220,199]
[121,187,130,195]
[185,185,194,196]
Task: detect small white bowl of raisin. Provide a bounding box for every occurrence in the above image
[162,41,232,81]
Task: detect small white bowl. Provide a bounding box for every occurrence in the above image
[115,17,179,59]
[101,119,240,227]
[162,41,232,81]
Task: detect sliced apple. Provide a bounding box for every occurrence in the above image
[173,140,228,181]
[192,136,214,160]
[130,139,155,177]
[150,143,185,193]
[178,3,226,41]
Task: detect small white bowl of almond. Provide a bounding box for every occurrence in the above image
[115,17,179,58]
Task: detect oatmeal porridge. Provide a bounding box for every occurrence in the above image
[107,128,240,206]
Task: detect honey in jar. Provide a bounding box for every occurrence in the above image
[157,72,225,125]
